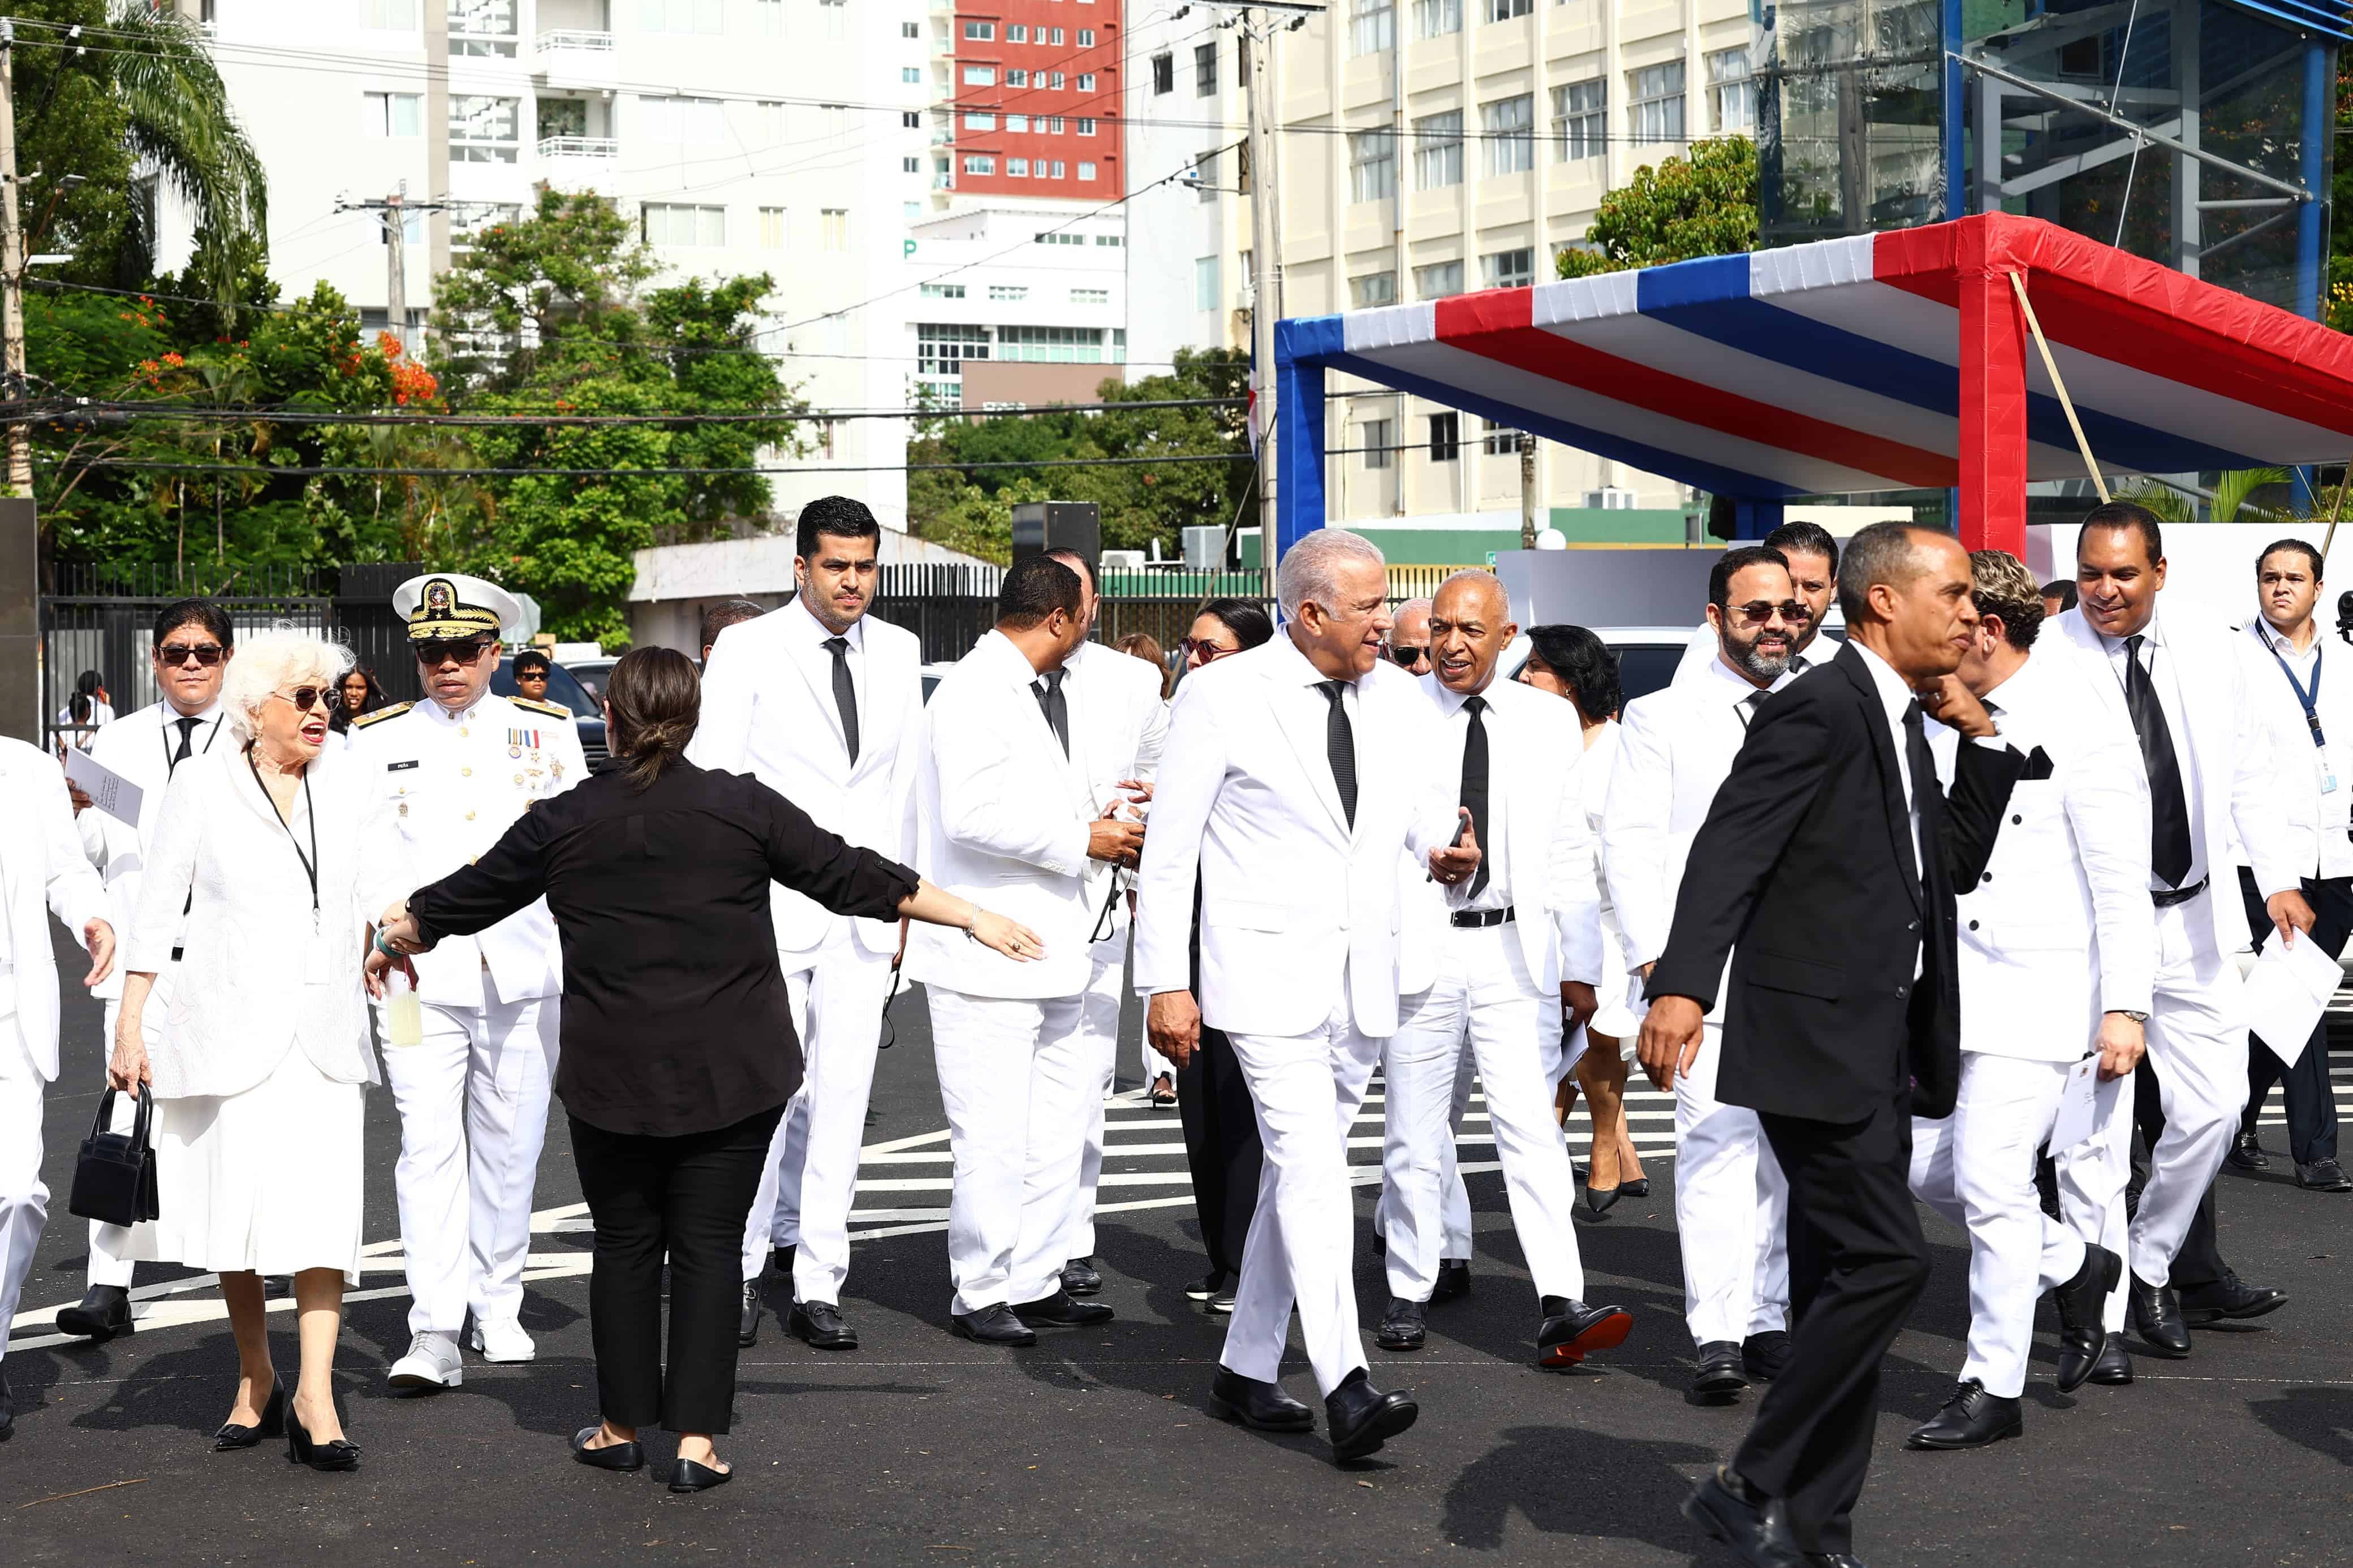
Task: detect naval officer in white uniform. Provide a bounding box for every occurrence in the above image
[352,573,587,1390]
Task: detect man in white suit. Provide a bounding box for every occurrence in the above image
[1374,569,1632,1368]
[57,597,234,1343]
[1040,547,1166,1300]
[1671,522,1841,688]
[1605,545,1809,1400]
[1137,528,1480,1463]
[908,554,1145,1344]
[0,740,117,1439]
[692,497,925,1351]
[1904,549,2152,1450]
[2049,504,2307,1358]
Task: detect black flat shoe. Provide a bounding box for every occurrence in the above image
[213,1384,285,1450]
[572,1425,645,1472]
[1691,1341,1749,1400]
[738,1280,763,1348]
[951,1303,1037,1346]
[1375,1297,1427,1353]
[2176,1269,2287,1325]
[2088,1332,2134,1385]
[1059,1258,1104,1297]
[669,1457,732,1494]
[1207,1368,1315,1432]
[2049,1244,2122,1394]
[1010,1288,1113,1327]
[1681,1466,1801,1566]
[1536,1298,1632,1371]
[1741,1329,1792,1383]
[1583,1183,1621,1217]
[789,1300,860,1350]
[55,1284,135,1342]
[285,1409,360,1472]
[1430,1259,1471,1303]
[2296,1158,2353,1192]
[2128,1275,2190,1358]
[1324,1369,1416,1462]
[1905,1377,2023,1450]
[2224,1130,2269,1171]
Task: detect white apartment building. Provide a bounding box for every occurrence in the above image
[152,0,939,532]
[906,204,1130,409]
[1124,14,1254,373]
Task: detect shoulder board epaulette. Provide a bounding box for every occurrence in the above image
[511,696,571,720]
[352,702,413,728]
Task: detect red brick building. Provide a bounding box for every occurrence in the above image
[948,2,1122,202]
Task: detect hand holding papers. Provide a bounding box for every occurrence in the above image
[2244,928,2342,1068]
[63,748,143,828]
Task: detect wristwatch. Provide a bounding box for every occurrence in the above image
[2110,1009,2150,1023]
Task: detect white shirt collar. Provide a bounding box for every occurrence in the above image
[1701,651,1775,706]
[1849,639,1917,728]
[1429,672,1497,715]
[2251,617,2318,659]
[2096,602,2166,656]
[788,593,863,651]
[1274,628,1356,690]
[161,697,223,725]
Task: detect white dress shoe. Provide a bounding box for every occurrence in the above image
[469,1319,536,1364]
[388,1330,465,1391]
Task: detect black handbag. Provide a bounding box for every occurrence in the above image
[68,1087,161,1228]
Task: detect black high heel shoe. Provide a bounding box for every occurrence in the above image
[286,1406,360,1472]
[1622,1176,1651,1199]
[213,1384,285,1450]
[1584,1183,1621,1217]
[669,1456,732,1494]
[572,1425,646,1472]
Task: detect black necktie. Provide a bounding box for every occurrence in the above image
[822,636,860,764]
[171,715,200,768]
[2122,634,2194,886]
[1901,698,1940,893]
[1318,680,1358,830]
[1459,694,1490,897]
[1033,669,1070,758]
[1736,689,1769,728]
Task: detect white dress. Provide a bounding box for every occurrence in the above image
[1541,719,1639,1089]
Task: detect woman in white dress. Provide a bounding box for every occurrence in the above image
[108,627,402,1471]
[1519,625,1649,1213]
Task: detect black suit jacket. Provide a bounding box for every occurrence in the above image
[1645,643,2024,1122]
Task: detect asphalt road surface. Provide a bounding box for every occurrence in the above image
[7,924,2351,1567]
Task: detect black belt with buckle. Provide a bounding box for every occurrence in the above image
[2152,876,2209,909]
[1450,906,1516,929]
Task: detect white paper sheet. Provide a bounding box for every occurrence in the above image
[2049,1055,2106,1152]
[2243,931,2342,1068]
[63,747,143,828]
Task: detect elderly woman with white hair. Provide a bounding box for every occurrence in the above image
[109,626,403,1472]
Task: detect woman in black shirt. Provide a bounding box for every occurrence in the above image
[375,647,1036,1493]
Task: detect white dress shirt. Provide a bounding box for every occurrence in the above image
[2095,617,2208,892]
[2240,617,2353,880]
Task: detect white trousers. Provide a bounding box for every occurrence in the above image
[739,941,899,1302]
[381,991,558,1336]
[88,992,166,1290]
[929,986,1093,1316]
[1378,923,1583,1304]
[1053,930,1135,1267]
[0,1019,42,1341]
[2131,893,2247,1286]
[1221,988,1385,1397]
[1909,1051,2122,1397]
[1373,1054,1475,1269]
[1677,1022,1790,1347]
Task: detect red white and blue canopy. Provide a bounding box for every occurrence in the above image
[1274,214,2353,504]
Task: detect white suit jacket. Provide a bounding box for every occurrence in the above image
[905,630,1099,1000]
[2,739,109,1081]
[1066,638,1169,940]
[2044,602,2299,958]
[689,598,924,961]
[1131,633,1459,1039]
[1929,651,2157,1061]
[76,698,232,1003]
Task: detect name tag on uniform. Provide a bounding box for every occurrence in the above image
[2320,757,2339,795]
[386,759,419,772]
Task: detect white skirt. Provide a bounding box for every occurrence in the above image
[132,1047,365,1287]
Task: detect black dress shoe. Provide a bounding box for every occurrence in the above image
[1622,1176,1652,1199]
[1,1363,16,1442]
[571,1424,646,1472]
[1376,1297,1428,1352]
[2225,1130,2269,1171]
[213,1385,286,1450]
[1009,1288,1113,1327]
[2048,1243,2121,1394]
[2177,1269,2287,1325]
[285,1409,360,1472]
[738,1280,763,1348]
[1208,1286,1236,1314]
[1536,1298,1632,1371]
[1324,1369,1417,1462]
[669,1457,732,1494]
[951,1303,1038,1346]
[1060,1258,1104,1297]
[1680,1466,1805,1568]
[1692,1341,1749,1399]
[1207,1367,1315,1432]
[1742,1329,1792,1383]
[789,1300,859,1350]
[2296,1158,2353,1192]
[1906,1377,2024,1450]
[2088,1332,2134,1385]
[1185,1269,1227,1303]
[2128,1275,2191,1358]
[1430,1259,1471,1303]
[55,1284,135,1342]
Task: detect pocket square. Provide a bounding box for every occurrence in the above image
[2022,745,2056,781]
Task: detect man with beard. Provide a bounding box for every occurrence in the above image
[1673,523,1841,687]
[1604,546,1808,1400]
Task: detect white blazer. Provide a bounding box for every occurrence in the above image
[127,743,406,1099]
[1932,651,2157,1061]
[689,598,924,961]
[1546,718,1621,988]
[905,630,1100,1000]
[1065,638,1169,940]
[2044,602,2300,958]
[1,739,109,1081]
[77,698,232,1003]
[1131,633,1459,1040]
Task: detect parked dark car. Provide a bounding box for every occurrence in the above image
[491,655,609,772]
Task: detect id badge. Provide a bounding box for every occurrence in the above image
[303,935,331,984]
[2320,755,2339,795]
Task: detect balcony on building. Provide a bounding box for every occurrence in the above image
[535,0,618,91]
[535,95,618,193]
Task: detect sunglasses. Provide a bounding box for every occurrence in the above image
[415,637,497,666]
[1387,644,1430,666]
[1179,637,1238,664]
[270,685,328,714]
[158,642,226,667]
[1728,601,1807,629]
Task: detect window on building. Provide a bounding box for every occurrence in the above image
[820,0,846,38]
[990,285,1029,301]
[1482,418,1519,455]
[640,94,724,143]
[1049,160,1066,178]
[902,66,921,83]
[998,325,1109,362]
[1076,72,1095,91]
[1007,113,1031,131]
[1096,234,1123,247]
[1413,0,1461,37]
[753,0,782,35]
[643,202,725,246]
[1630,61,1686,144]
[1045,116,1065,132]
[1036,231,1085,244]
[1482,94,1533,175]
[904,110,922,128]
[1077,160,1096,180]
[917,322,992,378]
[361,0,419,26]
[1071,287,1109,304]
[1348,130,1395,203]
[822,209,849,249]
[963,20,994,40]
[1055,27,1070,44]
[1050,72,1066,89]
[1483,248,1534,289]
[1350,0,1394,56]
[637,0,722,36]
[1007,23,1027,41]
[1152,54,1173,94]
[1350,271,1398,308]
[1485,0,1531,18]
[963,154,995,174]
[963,65,996,85]
[1429,413,1460,461]
[1008,157,1031,176]
[903,21,920,38]
[758,206,787,247]
[1078,27,1095,44]
[821,103,851,144]
[1708,46,1754,133]
[1413,260,1464,299]
[1364,418,1394,470]
[1412,110,1462,189]
[1195,148,1221,202]
[902,154,921,171]
[1553,78,1605,160]
[449,0,517,54]
[1195,256,1221,312]
[363,91,421,137]
[449,94,520,161]
[964,111,997,129]
[757,100,785,140]
[1007,69,1029,86]
[1076,116,1097,135]
[920,282,967,298]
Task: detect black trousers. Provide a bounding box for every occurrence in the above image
[1176,1023,1261,1279]
[2237,871,2347,1166]
[568,1104,786,1435]
[1736,1096,1928,1557]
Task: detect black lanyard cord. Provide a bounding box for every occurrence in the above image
[161,710,222,776]
[246,746,320,922]
[2253,623,2326,748]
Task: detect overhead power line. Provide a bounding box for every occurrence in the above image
[24,395,1243,427]
[37,451,1252,480]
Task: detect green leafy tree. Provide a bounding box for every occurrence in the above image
[1557,136,1759,278]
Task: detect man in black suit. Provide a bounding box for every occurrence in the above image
[1640,522,2026,1568]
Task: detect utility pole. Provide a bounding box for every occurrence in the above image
[1243,14,1281,548]
[0,19,30,496]
[337,184,447,354]
[1519,433,1537,551]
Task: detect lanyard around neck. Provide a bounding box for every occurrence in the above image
[246,747,320,927]
[2252,622,2326,748]
[161,710,222,776]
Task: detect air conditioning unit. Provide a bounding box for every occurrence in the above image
[1100,549,1147,572]
[1583,487,1639,511]
[1182,524,1227,570]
